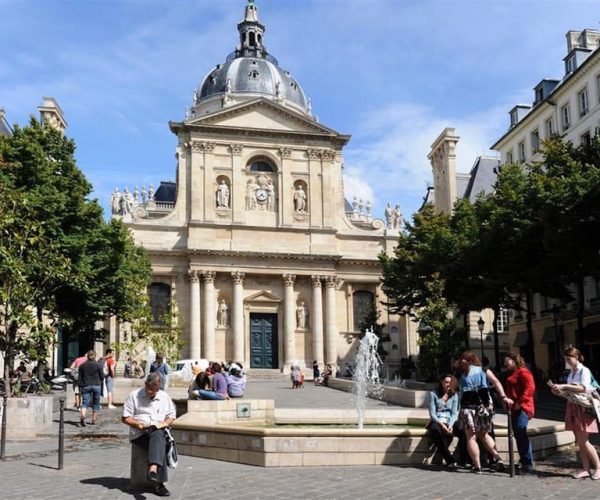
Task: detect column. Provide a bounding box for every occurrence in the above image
[188,270,201,359]
[202,271,216,360]
[325,275,343,368]
[311,275,324,366]
[282,274,296,370]
[231,271,245,364]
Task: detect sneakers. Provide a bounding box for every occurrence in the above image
[108,404,117,409]
[490,457,505,472]
[471,467,482,474]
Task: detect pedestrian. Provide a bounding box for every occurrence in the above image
[150,353,170,390]
[550,347,600,479]
[103,348,117,409]
[312,360,320,382]
[79,350,104,427]
[70,353,87,409]
[427,373,464,469]
[504,353,536,474]
[457,351,511,473]
[122,372,176,497]
[290,364,303,389]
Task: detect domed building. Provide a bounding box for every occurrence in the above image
[110,1,418,373]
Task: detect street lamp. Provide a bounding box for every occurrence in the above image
[478,317,485,362]
[551,304,561,358]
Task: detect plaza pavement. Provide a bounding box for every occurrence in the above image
[1,380,599,499]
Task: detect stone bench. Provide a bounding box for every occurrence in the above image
[130,440,154,490]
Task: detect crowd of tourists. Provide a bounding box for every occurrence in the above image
[427,347,600,478]
[188,361,247,400]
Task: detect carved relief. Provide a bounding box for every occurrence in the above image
[191,141,216,153]
[246,174,277,212]
[282,274,296,286]
[231,271,245,285]
[321,149,335,161]
[279,147,292,159]
[229,143,244,155]
[307,149,321,161]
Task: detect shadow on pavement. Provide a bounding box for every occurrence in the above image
[80,477,148,499]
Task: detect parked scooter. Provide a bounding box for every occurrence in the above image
[48,368,74,391]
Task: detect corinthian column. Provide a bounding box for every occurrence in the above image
[311,275,324,366]
[282,274,296,370]
[202,271,216,360]
[187,270,201,359]
[325,275,343,368]
[231,271,245,364]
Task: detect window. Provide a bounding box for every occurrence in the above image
[497,308,509,333]
[561,104,571,131]
[518,141,526,163]
[535,87,544,104]
[531,129,540,153]
[506,150,514,164]
[510,110,519,127]
[545,117,554,137]
[578,88,589,117]
[148,283,171,325]
[248,70,259,79]
[249,160,275,172]
[566,55,576,74]
[581,130,592,146]
[353,290,374,331]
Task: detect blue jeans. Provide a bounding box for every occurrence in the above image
[511,410,533,466]
[82,385,101,411]
[197,389,226,400]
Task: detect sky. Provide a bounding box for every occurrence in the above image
[0,0,597,221]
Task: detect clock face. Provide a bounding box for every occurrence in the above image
[256,189,268,203]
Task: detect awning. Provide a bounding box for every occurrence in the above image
[583,322,600,344]
[513,331,529,347]
[541,326,557,344]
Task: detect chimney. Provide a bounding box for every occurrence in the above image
[37,97,67,133]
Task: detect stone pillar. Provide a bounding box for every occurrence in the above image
[325,275,343,368]
[282,274,296,370]
[202,271,216,360]
[188,270,201,359]
[231,271,245,364]
[311,275,324,366]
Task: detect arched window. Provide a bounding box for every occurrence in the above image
[148,282,171,325]
[353,290,374,331]
[249,32,256,47]
[249,159,275,172]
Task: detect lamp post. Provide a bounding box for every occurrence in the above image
[478,317,485,362]
[551,304,561,359]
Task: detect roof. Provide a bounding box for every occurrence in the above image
[462,156,499,202]
[154,181,177,203]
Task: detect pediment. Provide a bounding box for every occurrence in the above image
[244,290,282,303]
[187,99,339,136]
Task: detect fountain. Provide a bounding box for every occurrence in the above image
[354,328,383,429]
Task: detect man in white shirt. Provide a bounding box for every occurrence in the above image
[122,372,176,496]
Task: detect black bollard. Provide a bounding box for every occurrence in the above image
[58,397,65,470]
[1,393,7,459]
[507,408,515,477]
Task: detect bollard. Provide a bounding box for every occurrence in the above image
[1,393,7,459]
[58,397,65,470]
[507,408,515,477]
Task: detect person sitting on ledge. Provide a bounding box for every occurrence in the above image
[196,362,229,400]
[427,373,464,469]
[188,372,211,400]
[122,372,176,497]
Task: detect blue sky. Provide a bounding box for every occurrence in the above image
[0,0,597,220]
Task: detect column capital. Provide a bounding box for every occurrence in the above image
[202,271,216,284]
[311,275,323,288]
[231,271,245,284]
[324,275,343,289]
[229,143,244,155]
[282,274,296,286]
[186,270,200,283]
[191,140,216,153]
[279,147,292,159]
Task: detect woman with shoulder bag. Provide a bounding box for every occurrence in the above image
[457,351,511,474]
[550,347,600,479]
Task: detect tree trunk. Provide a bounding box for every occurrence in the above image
[462,309,470,349]
[576,277,585,349]
[525,290,536,369]
[493,306,500,371]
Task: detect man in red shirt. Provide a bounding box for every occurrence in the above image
[504,352,536,473]
[104,349,117,409]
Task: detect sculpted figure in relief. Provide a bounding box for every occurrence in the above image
[293,185,307,212]
[266,180,275,211]
[217,300,228,327]
[216,180,230,209]
[296,301,308,330]
[111,188,121,215]
[246,178,258,210]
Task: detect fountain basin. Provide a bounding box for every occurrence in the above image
[171,400,575,467]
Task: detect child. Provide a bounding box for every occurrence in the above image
[290,364,303,389]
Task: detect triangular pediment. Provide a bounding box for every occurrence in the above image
[245,290,282,303]
[187,99,340,136]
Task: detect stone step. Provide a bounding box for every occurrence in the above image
[245,369,289,381]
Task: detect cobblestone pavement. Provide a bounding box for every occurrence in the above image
[2,382,600,499]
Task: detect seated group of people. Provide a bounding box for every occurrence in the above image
[312,361,333,386]
[188,361,246,400]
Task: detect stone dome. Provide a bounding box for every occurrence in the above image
[192,0,311,117]
[198,55,308,109]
